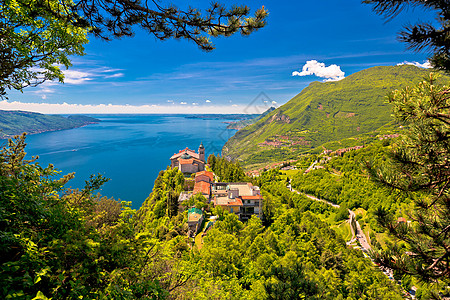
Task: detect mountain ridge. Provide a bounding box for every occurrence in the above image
[226,106,276,130]
[0,110,99,139]
[223,65,449,166]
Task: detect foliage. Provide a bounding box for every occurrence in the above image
[254,168,284,188]
[364,0,450,71]
[334,205,350,222]
[30,0,268,48]
[182,193,209,211]
[0,0,267,98]
[368,74,450,297]
[261,179,338,224]
[0,134,167,298]
[182,208,403,299]
[208,154,250,182]
[290,141,412,224]
[0,134,409,299]
[0,0,88,98]
[224,65,450,166]
[134,167,186,238]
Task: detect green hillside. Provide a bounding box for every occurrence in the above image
[226,106,276,130]
[0,110,99,139]
[223,65,450,166]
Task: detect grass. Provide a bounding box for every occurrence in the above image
[195,232,204,250]
[373,231,396,248]
[281,169,301,178]
[332,220,353,241]
[194,213,215,250]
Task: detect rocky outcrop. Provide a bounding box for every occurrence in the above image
[270,113,291,124]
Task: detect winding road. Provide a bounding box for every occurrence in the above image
[287,183,371,250]
[287,183,415,297]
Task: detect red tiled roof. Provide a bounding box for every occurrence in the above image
[196,171,214,182]
[192,157,204,164]
[179,157,204,165]
[213,196,243,207]
[227,198,243,206]
[179,158,194,165]
[170,148,200,160]
[193,181,211,195]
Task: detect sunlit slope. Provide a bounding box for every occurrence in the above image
[223,65,448,164]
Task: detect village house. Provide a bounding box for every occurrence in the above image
[192,170,214,200]
[181,170,263,239]
[195,170,214,183]
[170,143,205,174]
[333,145,364,156]
[212,182,263,221]
[187,207,204,237]
[193,181,211,199]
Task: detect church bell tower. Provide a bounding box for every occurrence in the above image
[198,142,205,162]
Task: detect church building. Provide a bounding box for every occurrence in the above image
[170,143,206,174]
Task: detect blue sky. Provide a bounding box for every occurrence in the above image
[2,0,434,114]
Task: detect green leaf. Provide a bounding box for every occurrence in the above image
[32,291,50,300]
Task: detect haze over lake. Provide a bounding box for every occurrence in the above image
[23,114,237,209]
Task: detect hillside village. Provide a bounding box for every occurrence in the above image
[171,144,264,238]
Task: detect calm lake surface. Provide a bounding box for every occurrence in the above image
[22,115,237,209]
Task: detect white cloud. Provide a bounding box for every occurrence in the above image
[0,100,267,114]
[397,61,432,69]
[18,62,125,100]
[104,72,124,79]
[167,100,174,103]
[271,101,277,105]
[31,82,57,100]
[180,102,187,105]
[41,87,55,93]
[192,102,199,106]
[59,66,125,85]
[63,70,93,84]
[292,60,345,81]
[205,100,211,103]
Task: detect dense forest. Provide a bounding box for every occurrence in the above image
[1,134,407,299]
[207,154,249,182]
[290,140,411,227]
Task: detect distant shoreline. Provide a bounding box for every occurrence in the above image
[0,122,99,140]
[0,110,100,140]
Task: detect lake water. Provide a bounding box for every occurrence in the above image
[21,115,237,209]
